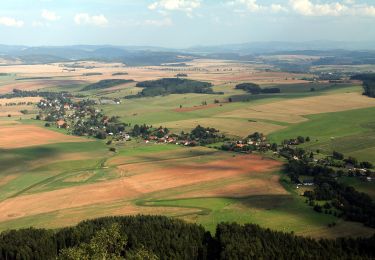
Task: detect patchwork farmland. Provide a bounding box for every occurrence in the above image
[0,58,374,241]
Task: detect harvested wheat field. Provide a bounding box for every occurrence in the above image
[219,92,375,123]
[0,97,41,105]
[0,97,41,116]
[0,125,90,149]
[0,154,282,222]
[161,117,285,136]
[0,80,87,94]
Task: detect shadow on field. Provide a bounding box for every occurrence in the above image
[238,195,294,210]
[0,147,60,173]
[127,153,241,172]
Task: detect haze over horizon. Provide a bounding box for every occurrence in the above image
[1,0,375,48]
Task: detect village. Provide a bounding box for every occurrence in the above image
[33,90,374,189]
[35,93,226,147]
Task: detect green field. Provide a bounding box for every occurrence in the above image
[269,107,375,163]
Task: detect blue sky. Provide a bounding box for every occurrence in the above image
[0,0,374,47]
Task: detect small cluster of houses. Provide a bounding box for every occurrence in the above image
[38,98,73,126]
[38,96,128,139]
[222,132,273,153]
[141,126,223,147]
[144,134,198,146]
[235,138,271,149]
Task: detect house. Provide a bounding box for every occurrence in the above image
[56,119,67,129]
[158,138,166,143]
[167,137,176,143]
[303,179,314,186]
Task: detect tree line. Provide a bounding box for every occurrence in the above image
[81,79,134,91]
[126,78,222,98]
[1,215,374,259]
[351,73,375,98]
[235,83,280,94]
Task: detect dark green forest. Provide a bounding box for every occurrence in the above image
[1,215,374,259]
[126,78,218,98]
[351,73,375,98]
[81,79,134,91]
[235,83,280,94]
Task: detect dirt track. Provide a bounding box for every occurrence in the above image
[0,154,282,222]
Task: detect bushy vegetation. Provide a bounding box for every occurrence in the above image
[235,83,280,94]
[351,73,375,98]
[0,89,72,100]
[363,81,375,98]
[112,72,128,76]
[82,79,134,91]
[285,155,375,227]
[126,78,218,98]
[15,77,53,81]
[184,125,227,145]
[82,72,103,76]
[1,215,375,260]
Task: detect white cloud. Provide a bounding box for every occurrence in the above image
[289,0,347,16]
[226,0,375,17]
[359,5,375,16]
[0,16,24,27]
[288,0,375,17]
[228,0,287,13]
[41,9,60,21]
[270,4,288,13]
[74,13,108,26]
[144,17,173,26]
[231,0,262,12]
[148,0,201,13]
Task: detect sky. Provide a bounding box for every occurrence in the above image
[0,0,374,47]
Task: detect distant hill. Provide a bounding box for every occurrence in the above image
[187,41,375,55]
[0,45,196,66]
[1,41,375,66]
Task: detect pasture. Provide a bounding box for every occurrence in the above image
[219,92,375,124]
[269,107,375,163]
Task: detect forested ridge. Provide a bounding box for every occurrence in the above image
[1,215,374,259]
